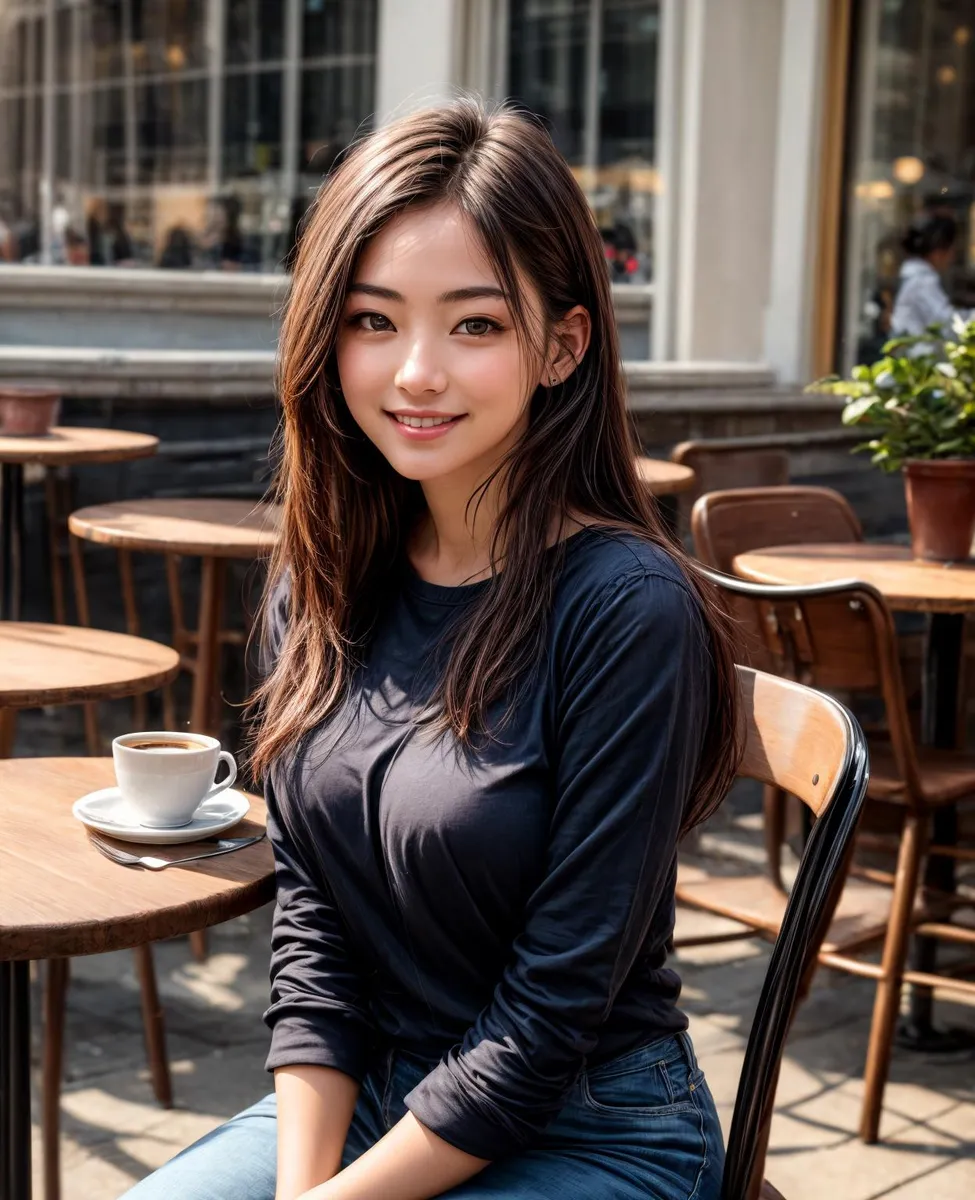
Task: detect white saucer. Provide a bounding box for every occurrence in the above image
[72,787,251,845]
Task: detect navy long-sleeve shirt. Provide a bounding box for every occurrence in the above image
[263,527,712,1160]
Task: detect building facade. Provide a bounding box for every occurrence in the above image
[1,0,970,385]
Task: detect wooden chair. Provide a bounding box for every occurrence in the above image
[689,486,863,882]
[669,438,790,539]
[712,665,868,1199]
[687,573,975,1148]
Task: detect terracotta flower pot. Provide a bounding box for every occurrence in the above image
[903,459,975,562]
[0,387,61,436]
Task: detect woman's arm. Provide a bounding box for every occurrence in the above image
[296,1113,488,1200]
[275,1065,361,1200]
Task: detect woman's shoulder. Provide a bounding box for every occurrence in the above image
[555,525,701,629]
[561,525,691,589]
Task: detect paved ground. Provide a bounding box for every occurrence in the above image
[25,812,975,1199]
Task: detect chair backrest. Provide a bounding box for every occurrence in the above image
[703,569,919,802]
[690,486,862,575]
[671,439,791,503]
[722,664,869,1200]
[690,487,863,672]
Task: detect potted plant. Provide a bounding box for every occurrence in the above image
[810,316,975,562]
[0,385,61,437]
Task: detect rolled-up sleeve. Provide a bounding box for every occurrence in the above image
[263,778,375,1079]
[404,569,711,1159]
[260,571,374,1079]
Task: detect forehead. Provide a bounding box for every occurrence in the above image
[353,202,499,285]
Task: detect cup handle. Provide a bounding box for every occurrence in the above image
[206,751,238,799]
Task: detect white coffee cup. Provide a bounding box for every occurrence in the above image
[112,731,238,828]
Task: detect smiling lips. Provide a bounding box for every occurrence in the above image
[386,411,465,440]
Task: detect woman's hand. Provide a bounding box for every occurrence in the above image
[274,1065,360,1200]
[295,1112,490,1200]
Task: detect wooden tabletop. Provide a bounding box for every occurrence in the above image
[734,542,975,614]
[0,623,179,708]
[635,457,696,496]
[0,758,273,960]
[69,498,281,558]
[0,426,158,465]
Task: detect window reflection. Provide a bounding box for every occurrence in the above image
[0,0,377,270]
[507,0,659,283]
[843,0,975,367]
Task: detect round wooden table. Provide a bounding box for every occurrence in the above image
[0,427,158,621]
[0,756,274,1200]
[635,456,696,496]
[734,541,975,1045]
[69,499,281,735]
[0,623,179,710]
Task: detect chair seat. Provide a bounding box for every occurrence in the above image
[867,740,975,805]
[676,865,893,955]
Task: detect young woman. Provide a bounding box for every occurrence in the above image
[891,212,972,339]
[123,99,740,1200]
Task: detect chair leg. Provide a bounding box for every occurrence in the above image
[191,557,226,736]
[132,944,173,1109]
[43,468,67,626]
[859,812,926,1143]
[118,549,148,730]
[189,930,209,962]
[70,535,102,752]
[0,708,16,757]
[763,785,788,891]
[42,958,69,1200]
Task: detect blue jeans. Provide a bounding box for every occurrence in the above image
[121,1032,724,1199]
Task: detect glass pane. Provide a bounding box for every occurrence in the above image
[300,62,375,172]
[92,0,124,80]
[842,0,975,368]
[92,85,126,187]
[223,69,282,178]
[226,0,285,66]
[303,0,378,59]
[507,0,589,163]
[130,0,208,74]
[507,0,659,282]
[136,76,208,183]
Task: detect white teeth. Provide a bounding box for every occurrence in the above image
[393,414,456,428]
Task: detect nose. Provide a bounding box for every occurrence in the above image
[394,338,448,396]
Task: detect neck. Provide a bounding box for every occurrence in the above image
[414,466,504,587]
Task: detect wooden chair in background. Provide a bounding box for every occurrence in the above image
[702,665,868,1199]
[689,486,863,883]
[687,573,975,1145]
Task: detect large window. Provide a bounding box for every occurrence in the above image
[507,0,660,284]
[0,0,378,271]
[842,0,975,367]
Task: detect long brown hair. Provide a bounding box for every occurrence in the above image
[250,98,741,831]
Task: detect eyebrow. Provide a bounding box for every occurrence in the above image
[347,283,508,304]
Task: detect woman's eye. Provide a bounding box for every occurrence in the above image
[356,313,394,332]
[456,317,499,336]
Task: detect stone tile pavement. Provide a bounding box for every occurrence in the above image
[27,818,975,1200]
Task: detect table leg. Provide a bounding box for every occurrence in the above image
[1,959,33,1200]
[0,463,26,621]
[897,612,974,1051]
[190,557,225,737]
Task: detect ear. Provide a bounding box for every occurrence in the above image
[540,306,592,388]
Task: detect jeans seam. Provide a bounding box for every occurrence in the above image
[685,1085,710,1200]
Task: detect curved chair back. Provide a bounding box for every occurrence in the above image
[721,661,869,1199]
[690,487,862,671]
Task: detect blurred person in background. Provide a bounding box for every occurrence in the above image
[891,212,973,338]
[158,225,195,269]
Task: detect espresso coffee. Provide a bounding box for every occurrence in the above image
[125,739,201,752]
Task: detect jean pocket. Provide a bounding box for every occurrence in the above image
[581,1042,699,1118]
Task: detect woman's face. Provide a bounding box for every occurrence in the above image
[335,202,542,486]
